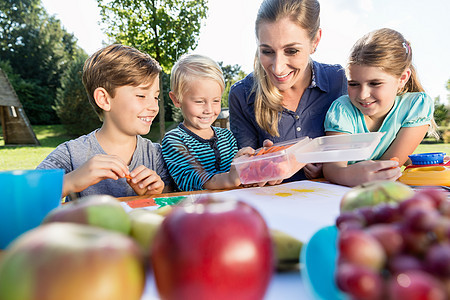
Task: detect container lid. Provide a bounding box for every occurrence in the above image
[408,152,445,165]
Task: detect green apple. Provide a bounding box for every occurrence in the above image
[340,180,414,212]
[42,195,131,235]
[128,209,164,256]
[0,222,145,300]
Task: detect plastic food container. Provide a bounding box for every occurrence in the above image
[398,152,450,186]
[232,132,384,184]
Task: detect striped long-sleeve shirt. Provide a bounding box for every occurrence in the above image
[161,123,238,191]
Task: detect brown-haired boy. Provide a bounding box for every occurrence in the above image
[38,44,173,199]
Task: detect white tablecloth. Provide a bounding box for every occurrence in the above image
[140,181,350,300]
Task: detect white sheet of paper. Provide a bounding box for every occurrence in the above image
[197,181,350,242]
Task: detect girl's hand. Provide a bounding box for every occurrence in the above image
[348,160,402,185]
[127,165,164,195]
[63,154,130,197]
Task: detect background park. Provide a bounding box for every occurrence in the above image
[0,0,449,171]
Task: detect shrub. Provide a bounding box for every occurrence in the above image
[54,55,101,136]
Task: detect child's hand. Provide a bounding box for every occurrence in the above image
[235,147,255,158]
[348,160,402,184]
[127,165,164,195]
[304,163,323,179]
[262,139,274,147]
[63,154,130,196]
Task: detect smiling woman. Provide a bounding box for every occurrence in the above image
[228,0,348,183]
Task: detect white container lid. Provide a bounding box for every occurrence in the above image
[294,132,385,163]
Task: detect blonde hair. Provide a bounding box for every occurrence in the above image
[170,54,225,102]
[253,0,321,136]
[348,28,423,94]
[82,44,161,121]
[349,28,438,138]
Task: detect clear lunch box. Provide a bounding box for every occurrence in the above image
[232,132,384,184]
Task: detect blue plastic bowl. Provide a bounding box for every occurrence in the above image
[0,169,64,249]
[301,225,348,300]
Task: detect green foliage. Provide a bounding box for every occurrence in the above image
[0,60,56,124]
[97,0,209,73]
[218,61,246,107]
[434,97,449,126]
[219,62,242,86]
[0,0,87,124]
[97,0,209,133]
[54,55,102,136]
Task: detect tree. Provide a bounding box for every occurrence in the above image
[0,0,85,124]
[54,54,102,136]
[434,97,449,127]
[97,0,208,140]
[218,61,246,107]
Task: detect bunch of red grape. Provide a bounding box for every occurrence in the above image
[335,188,450,300]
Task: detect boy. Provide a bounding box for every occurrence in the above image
[37,44,173,199]
[162,54,250,191]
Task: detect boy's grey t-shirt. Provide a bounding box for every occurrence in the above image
[37,130,172,199]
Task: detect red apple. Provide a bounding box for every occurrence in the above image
[151,198,274,300]
[0,223,145,300]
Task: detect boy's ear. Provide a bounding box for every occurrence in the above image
[399,68,412,88]
[169,91,181,108]
[93,87,111,112]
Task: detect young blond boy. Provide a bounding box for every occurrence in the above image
[162,54,249,191]
[38,44,173,199]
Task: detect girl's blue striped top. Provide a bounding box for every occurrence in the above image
[161,123,238,191]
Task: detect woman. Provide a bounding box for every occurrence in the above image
[228,0,347,181]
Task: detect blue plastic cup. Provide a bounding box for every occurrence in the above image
[0,169,64,249]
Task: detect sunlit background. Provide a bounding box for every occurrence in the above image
[40,0,450,103]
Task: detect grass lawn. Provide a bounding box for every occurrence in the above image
[1,124,449,171]
[0,123,172,171]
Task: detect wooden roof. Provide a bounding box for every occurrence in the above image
[0,68,40,145]
[0,69,21,107]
